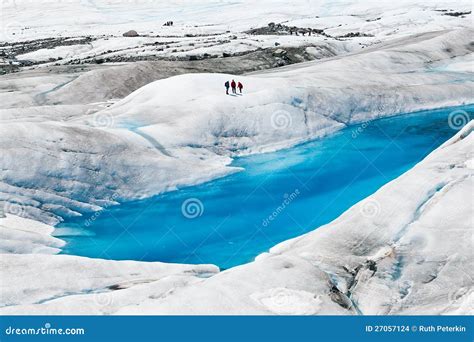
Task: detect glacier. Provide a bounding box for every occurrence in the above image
[1,121,472,315]
[0,0,473,315]
[1,27,473,225]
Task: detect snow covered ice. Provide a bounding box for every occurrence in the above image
[0,0,473,315]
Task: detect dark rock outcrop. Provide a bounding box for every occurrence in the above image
[123,30,139,37]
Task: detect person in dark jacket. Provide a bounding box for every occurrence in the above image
[237,81,243,94]
[231,79,237,94]
[224,80,230,95]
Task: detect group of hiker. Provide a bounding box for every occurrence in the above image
[163,21,174,26]
[224,79,243,95]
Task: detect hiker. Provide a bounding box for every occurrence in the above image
[224,80,230,95]
[231,79,237,94]
[237,81,243,94]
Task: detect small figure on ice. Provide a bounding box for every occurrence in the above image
[225,79,243,95]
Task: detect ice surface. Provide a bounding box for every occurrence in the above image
[1,27,472,225]
[0,0,472,315]
[1,122,472,314]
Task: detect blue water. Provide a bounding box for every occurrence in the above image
[58,105,473,269]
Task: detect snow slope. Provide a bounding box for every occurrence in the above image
[0,0,473,315]
[0,214,64,254]
[2,0,471,42]
[1,120,472,315]
[1,0,471,71]
[1,28,472,225]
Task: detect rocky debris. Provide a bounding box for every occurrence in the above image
[246,21,384,41]
[60,43,333,67]
[444,11,471,17]
[0,36,94,60]
[0,36,96,73]
[0,33,336,75]
[122,30,139,37]
[246,22,326,37]
[328,283,354,310]
[337,32,374,38]
[0,62,19,75]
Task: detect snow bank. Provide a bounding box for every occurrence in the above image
[2,121,472,315]
[1,28,472,224]
[0,214,64,254]
[0,253,219,313]
[1,0,471,42]
[0,213,219,314]
[0,119,234,225]
[0,0,473,315]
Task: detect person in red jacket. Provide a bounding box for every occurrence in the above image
[237,81,243,94]
[230,79,237,94]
